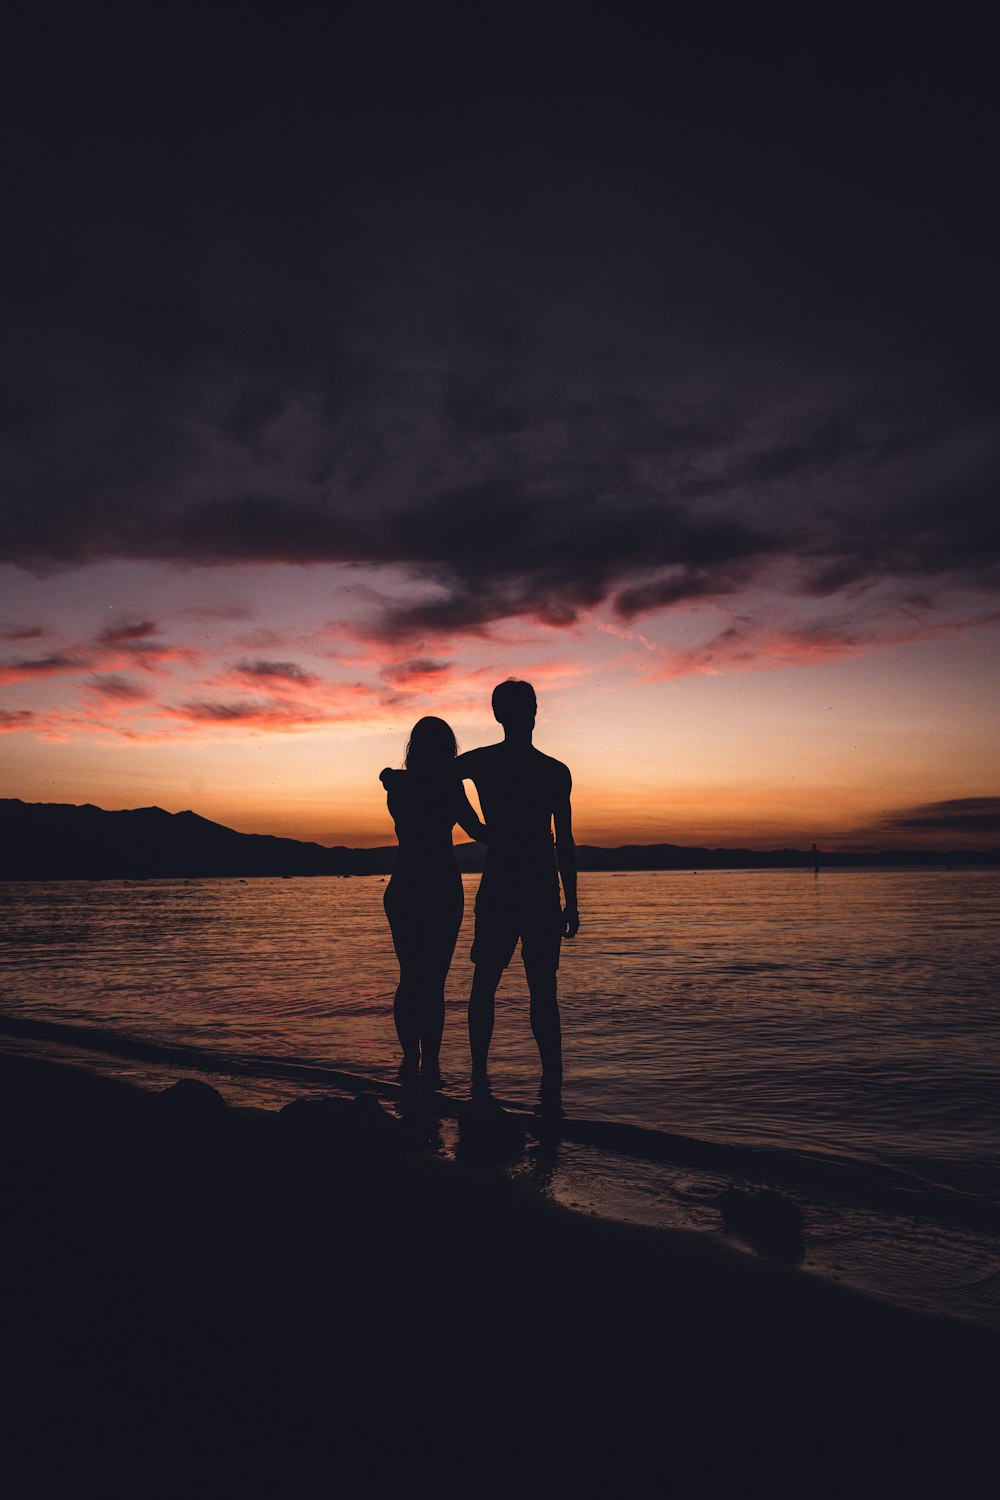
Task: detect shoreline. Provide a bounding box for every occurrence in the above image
[4,1011,1000,1336]
[2,1048,997,1487]
[6,1008,998,1236]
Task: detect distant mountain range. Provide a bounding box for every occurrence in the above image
[2,799,997,880]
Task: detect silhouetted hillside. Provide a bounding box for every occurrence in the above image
[1,799,996,880]
[0,799,379,880]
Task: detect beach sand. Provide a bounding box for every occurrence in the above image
[1,1051,996,1494]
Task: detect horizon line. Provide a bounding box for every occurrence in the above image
[3,796,998,860]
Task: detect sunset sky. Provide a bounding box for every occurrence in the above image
[2,11,997,850]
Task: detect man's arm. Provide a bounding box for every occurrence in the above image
[454,749,477,781]
[454,783,488,843]
[553,768,579,939]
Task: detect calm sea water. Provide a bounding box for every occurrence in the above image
[3,870,999,1324]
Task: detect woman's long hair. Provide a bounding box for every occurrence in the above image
[404,716,458,772]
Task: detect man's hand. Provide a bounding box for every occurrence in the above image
[563,905,580,939]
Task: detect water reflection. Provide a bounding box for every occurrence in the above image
[2,870,999,1177]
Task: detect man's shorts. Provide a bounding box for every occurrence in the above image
[471,859,564,973]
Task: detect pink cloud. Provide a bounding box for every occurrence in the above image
[167,673,387,733]
[0,618,201,690]
[0,653,93,684]
[87,675,155,702]
[640,605,1000,681]
[233,659,320,686]
[0,709,37,731]
[0,594,592,747]
[169,696,353,730]
[105,639,202,673]
[380,657,454,691]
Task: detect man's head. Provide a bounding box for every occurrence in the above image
[492,678,537,733]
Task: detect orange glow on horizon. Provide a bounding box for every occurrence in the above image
[2,563,998,854]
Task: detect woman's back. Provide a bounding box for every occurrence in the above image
[384,769,460,873]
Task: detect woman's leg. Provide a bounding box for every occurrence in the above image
[417,979,445,1082]
[385,882,421,1073]
[393,971,421,1068]
[416,880,463,1083]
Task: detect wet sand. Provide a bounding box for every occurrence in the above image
[1,1050,996,1493]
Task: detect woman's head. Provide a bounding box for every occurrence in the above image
[404,716,457,771]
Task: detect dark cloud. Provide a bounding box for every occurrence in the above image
[171,698,338,730]
[88,675,153,702]
[381,659,452,684]
[98,621,159,644]
[174,700,296,725]
[880,798,1000,835]
[1,13,997,639]
[616,563,761,619]
[0,653,89,678]
[235,660,319,685]
[1,625,46,641]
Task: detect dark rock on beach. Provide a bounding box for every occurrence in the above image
[277,1092,404,1159]
[159,1077,229,1120]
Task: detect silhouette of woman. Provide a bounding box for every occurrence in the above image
[380,717,487,1087]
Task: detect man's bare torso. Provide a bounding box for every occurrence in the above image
[457,743,570,851]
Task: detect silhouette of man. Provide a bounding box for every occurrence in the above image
[456,679,579,1090]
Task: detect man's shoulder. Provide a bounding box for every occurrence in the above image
[457,743,502,771]
[533,747,572,787]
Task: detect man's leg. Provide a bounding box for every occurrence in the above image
[525,964,562,1085]
[468,963,503,1079]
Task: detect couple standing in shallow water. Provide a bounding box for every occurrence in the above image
[380,679,579,1097]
